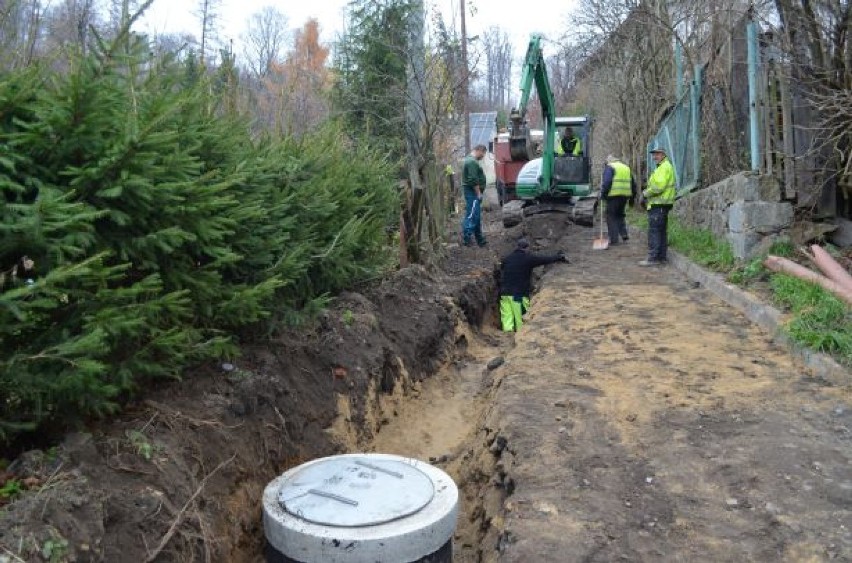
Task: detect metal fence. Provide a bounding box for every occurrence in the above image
[647,64,703,198]
[648,12,839,218]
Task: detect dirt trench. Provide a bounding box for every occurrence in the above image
[326,215,576,563]
[324,319,511,563]
[0,220,515,563]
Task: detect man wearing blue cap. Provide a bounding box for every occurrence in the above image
[499,238,568,332]
[640,146,676,266]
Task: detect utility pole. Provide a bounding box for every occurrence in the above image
[405,0,425,188]
[460,0,470,155]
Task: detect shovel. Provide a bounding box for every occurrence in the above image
[592,197,609,250]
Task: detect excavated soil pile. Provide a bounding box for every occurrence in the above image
[0,219,510,563]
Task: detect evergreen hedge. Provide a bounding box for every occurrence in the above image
[0,45,397,441]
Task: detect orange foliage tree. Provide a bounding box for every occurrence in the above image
[257,19,331,138]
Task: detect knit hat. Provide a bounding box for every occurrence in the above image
[516,238,530,249]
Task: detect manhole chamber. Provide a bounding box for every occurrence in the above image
[263,453,459,563]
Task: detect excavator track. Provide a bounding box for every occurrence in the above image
[567,197,598,226]
[501,197,598,228]
[501,200,526,228]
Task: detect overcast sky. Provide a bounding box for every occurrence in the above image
[138,0,578,70]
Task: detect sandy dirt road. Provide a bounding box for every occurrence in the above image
[477,220,852,562]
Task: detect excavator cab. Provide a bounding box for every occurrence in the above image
[553,117,592,195]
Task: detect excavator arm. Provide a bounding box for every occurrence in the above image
[509,34,557,190]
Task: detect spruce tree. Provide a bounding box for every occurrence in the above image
[0,18,399,441]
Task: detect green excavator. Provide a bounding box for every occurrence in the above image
[501,34,598,228]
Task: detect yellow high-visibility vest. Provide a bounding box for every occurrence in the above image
[608,161,632,197]
[643,157,676,206]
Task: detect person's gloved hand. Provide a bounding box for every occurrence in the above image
[557,251,570,263]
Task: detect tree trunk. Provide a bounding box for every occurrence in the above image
[404,0,425,264]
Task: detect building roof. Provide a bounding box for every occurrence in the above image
[469,112,498,149]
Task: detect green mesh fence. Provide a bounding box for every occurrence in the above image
[647,66,703,198]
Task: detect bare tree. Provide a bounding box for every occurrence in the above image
[241,6,289,79]
[108,0,139,35]
[0,0,33,68]
[771,0,852,216]
[149,31,195,59]
[562,0,773,182]
[460,0,469,154]
[566,0,641,57]
[548,46,582,110]
[480,26,512,108]
[195,0,220,65]
[18,0,42,66]
[563,1,677,177]
[42,0,98,56]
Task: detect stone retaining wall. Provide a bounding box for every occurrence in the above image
[675,172,794,258]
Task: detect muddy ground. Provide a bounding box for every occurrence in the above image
[1,207,850,563]
[464,222,852,562]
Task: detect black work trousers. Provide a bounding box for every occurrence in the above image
[605,196,629,244]
[647,205,672,262]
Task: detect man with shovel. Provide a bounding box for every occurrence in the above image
[601,155,637,246]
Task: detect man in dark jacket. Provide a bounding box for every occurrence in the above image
[499,238,569,332]
[600,154,638,246]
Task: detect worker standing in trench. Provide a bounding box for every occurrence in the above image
[499,238,569,332]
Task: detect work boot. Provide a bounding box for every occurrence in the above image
[477,240,488,248]
[638,259,662,267]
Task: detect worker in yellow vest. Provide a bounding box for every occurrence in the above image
[560,127,582,156]
[640,146,676,266]
[600,155,637,246]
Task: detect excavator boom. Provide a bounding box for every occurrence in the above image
[509,35,556,190]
